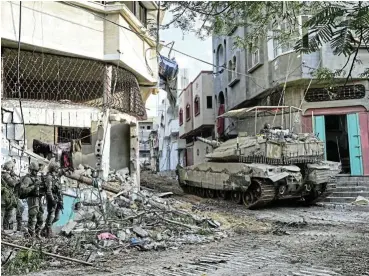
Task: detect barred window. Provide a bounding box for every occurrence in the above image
[305,85,366,102]
[58,127,91,145]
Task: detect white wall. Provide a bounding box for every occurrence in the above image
[1,1,158,84]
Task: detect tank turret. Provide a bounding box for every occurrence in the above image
[196,137,221,148]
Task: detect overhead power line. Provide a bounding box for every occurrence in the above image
[62,1,269,83]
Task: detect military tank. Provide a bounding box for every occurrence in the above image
[176,106,341,209]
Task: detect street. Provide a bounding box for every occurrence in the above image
[27,192,369,276]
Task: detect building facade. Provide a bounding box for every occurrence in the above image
[212,16,369,176]
[179,71,215,166]
[138,118,154,168]
[1,1,163,185]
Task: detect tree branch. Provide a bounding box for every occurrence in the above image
[344,27,363,86]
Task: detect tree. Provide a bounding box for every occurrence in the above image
[161,1,369,81]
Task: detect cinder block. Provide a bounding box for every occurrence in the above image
[69,110,77,127]
[2,111,12,123]
[54,110,62,126]
[12,107,23,123]
[14,124,25,141]
[6,124,15,140]
[22,108,31,124]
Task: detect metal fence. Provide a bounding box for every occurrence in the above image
[1,48,146,119]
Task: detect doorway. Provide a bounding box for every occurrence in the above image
[314,113,363,175]
[324,115,350,173]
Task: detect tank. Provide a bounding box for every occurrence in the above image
[176,107,341,209]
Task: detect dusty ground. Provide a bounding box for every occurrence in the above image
[18,173,369,275]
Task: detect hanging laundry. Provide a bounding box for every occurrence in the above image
[72,139,82,153]
[33,139,54,158]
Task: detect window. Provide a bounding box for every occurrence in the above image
[232,56,237,79]
[147,126,151,130]
[138,2,147,27]
[273,20,298,58]
[194,96,200,116]
[206,146,209,154]
[216,44,224,69]
[252,49,260,66]
[186,104,191,121]
[123,2,147,27]
[206,96,213,109]
[228,60,233,82]
[197,149,200,156]
[179,109,183,126]
[57,127,91,145]
[305,85,366,102]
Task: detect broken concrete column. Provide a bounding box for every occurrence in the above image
[130,124,139,189]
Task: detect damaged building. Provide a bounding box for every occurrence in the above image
[212,18,369,177]
[1,1,164,187]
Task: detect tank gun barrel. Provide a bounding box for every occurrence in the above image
[196,137,221,148]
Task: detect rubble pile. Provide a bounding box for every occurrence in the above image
[1,187,224,274]
[140,171,183,195]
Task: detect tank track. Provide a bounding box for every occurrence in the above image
[180,178,277,210]
[304,181,337,205]
[246,179,276,209]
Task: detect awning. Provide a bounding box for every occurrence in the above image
[218,106,302,119]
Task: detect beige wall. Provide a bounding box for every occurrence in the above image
[193,137,213,165]
[193,72,215,130]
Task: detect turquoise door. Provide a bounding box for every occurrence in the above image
[314,115,327,159]
[347,113,363,175]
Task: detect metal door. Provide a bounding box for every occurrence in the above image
[347,113,363,175]
[314,115,327,159]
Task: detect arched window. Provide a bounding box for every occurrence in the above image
[216,44,224,69]
[194,96,200,116]
[232,56,237,79]
[228,60,233,82]
[219,91,225,105]
[179,108,183,126]
[186,104,191,121]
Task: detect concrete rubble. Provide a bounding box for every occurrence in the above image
[1,167,224,274]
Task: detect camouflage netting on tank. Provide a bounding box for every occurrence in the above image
[1,48,146,119]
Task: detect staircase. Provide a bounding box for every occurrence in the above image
[324,176,369,204]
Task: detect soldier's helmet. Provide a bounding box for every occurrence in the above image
[3,161,15,171]
[48,161,60,172]
[29,162,40,172]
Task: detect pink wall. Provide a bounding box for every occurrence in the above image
[359,112,369,175]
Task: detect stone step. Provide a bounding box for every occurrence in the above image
[336,176,369,182]
[336,181,369,187]
[324,196,357,203]
[335,186,369,192]
[330,191,369,198]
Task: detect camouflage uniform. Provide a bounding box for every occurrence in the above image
[1,161,19,230]
[44,162,63,237]
[20,162,44,237]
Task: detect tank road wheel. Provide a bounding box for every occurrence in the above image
[206,189,216,198]
[217,190,229,200]
[231,191,242,204]
[252,181,263,201]
[196,187,207,198]
[242,191,254,207]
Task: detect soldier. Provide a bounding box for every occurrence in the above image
[43,162,64,237]
[1,161,19,230]
[20,162,44,237]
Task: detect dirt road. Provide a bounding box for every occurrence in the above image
[24,173,369,276]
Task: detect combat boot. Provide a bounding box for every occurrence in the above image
[17,222,22,232]
[45,227,54,238]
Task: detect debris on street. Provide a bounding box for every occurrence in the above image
[352,195,369,206]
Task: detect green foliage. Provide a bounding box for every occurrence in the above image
[162,1,369,80]
[3,249,44,275]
